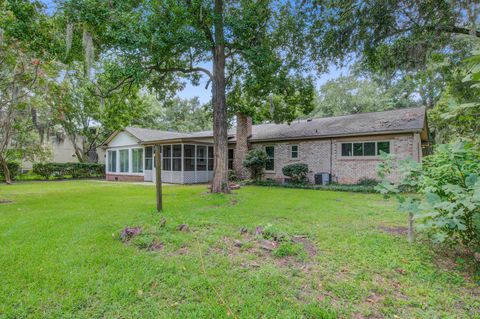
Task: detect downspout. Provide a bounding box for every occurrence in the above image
[329,138,333,178]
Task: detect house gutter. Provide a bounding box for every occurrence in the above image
[247,129,424,144]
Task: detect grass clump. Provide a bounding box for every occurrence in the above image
[273,241,307,260]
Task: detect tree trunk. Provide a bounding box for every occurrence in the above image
[211,0,229,193]
[408,212,414,244]
[0,158,12,185]
[67,133,85,162]
[234,112,250,180]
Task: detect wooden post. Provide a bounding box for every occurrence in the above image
[155,144,162,212]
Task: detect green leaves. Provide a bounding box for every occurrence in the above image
[376,141,480,250]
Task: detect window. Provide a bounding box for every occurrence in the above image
[228,149,234,170]
[197,145,207,171]
[162,145,172,171]
[341,143,352,156]
[119,149,129,173]
[172,144,182,171]
[364,142,375,156]
[353,143,363,156]
[291,145,298,158]
[144,147,153,170]
[341,141,390,157]
[107,150,116,172]
[377,141,390,155]
[265,146,275,171]
[132,148,143,173]
[183,144,195,171]
[208,146,214,170]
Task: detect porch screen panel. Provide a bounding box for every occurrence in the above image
[172,144,182,171]
[184,145,195,171]
[208,146,214,170]
[144,147,153,170]
[163,145,172,171]
[197,146,207,171]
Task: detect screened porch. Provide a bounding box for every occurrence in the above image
[144,143,215,184]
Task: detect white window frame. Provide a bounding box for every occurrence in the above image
[131,148,144,173]
[105,146,146,175]
[290,144,299,159]
[119,149,130,173]
[107,150,117,173]
[339,140,391,159]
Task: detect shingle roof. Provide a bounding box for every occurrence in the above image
[125,127,189,141]
[116,107,426,144]
[249,107,426,141]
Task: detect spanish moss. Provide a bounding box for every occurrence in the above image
[66,23,73,56]
[82,29,94,78]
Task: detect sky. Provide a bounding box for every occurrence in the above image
[177,64,349,104]
[41,0,349,104]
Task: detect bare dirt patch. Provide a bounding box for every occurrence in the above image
[292,235,317,257]
[0,200,13,204]
[378,225,408,235]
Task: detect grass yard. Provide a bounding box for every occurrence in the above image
[0,181,478,318]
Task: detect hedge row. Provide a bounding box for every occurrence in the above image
[247,180,377,193]
[0,162,21,181]
[32,162,105,180]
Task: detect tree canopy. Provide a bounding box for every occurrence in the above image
[56,0,315,192]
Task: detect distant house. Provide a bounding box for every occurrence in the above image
[21,133,105,171]
[102,107,428,184]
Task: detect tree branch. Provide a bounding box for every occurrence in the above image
[151,65,213,79]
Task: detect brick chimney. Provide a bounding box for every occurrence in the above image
[233,113,252,179]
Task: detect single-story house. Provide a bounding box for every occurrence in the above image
[102,107,428,184]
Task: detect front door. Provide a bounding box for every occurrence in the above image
[144,146,153,182]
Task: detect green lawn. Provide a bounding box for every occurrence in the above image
[0,181,478,318]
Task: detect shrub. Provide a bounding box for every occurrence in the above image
[376,141,480,252]
[228,169,238,182]
[243,149,269,181]
[33,162,105,180]
[33,163,55,179]
[0,161,21,181]
[246,180,377,193]
[357,177,379,187]
[282,163,309,184]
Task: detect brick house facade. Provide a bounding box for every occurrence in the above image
[252,132,423,184]
[103,107,428,185]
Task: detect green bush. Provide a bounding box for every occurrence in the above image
[33,163,55,179]
[228,169,238,182]
[357,177,379,187]
[243,149,269,181]
[33,162,105,180]
[376,141,480,252]
[282,163,309,184]
[247,180,376,193]
[0,161,21,181]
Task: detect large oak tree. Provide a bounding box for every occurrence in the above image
[58,0,313,193]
